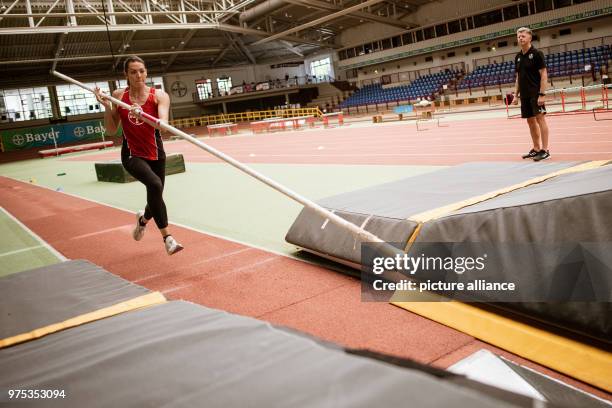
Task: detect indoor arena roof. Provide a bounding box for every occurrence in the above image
[0,0,432,87]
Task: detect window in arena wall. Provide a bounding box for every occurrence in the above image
[448,20,461,34]
[474,10,502,28]
[57,82,109,116]
[216,77,232,96]
[555,0,572,7]
[310,57,332,81]
[528,1,535,14]
[196,79,213,100]
[535,0,553,12]
[503,5,519,21]
[424,26,435,40]
[518,2,529,17]
[0,87,52,122]
[415,30,424,42]
[392,36,402,48]
[435,24,448,37]
[402,32,414,45]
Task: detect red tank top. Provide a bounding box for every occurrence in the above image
[118,87,164,160]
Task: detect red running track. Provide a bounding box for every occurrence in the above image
[1,176,610,400]
[70,115,612,166]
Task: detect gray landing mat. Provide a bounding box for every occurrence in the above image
[501,358,611,408]
[286,162,578,265]
[0,301,542,408]
[414,164,612,343]
[286,163,612,343]
[0,259,152,340]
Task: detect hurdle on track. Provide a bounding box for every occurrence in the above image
[505,83,612,119]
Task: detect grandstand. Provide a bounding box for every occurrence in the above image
[340,70,457,108]
[1,0,612,406]
[459,44,611,90]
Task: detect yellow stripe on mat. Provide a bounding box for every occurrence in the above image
[408,160,610,224]
[391,300,612,392]
[0,292,167,349]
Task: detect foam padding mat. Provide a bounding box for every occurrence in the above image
[95,153,185,183]
[0,259,165,347]
[0,300,542,407]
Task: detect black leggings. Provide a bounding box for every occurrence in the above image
[122,155,168,229]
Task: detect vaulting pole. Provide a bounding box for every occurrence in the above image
[52,70,394,250]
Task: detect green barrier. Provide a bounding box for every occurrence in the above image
[95,154,186,183]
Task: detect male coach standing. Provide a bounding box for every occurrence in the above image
[512,27,550,161]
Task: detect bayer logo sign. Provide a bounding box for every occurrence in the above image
[73,127,86,138]
[12,134,25,146]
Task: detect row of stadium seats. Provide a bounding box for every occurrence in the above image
[458,44,611,89]
[340,70,457,108]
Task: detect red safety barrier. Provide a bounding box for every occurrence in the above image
[38,141,114,158]
[207,123,238,137]
[322,112,344,128]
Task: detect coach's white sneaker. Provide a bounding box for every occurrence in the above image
[164,235,184,255]
[132,211,147,241]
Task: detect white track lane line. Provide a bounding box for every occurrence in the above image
[0,206,67,261]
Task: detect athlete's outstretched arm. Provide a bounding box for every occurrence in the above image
[95,88,122,136]
[156,90,171,126]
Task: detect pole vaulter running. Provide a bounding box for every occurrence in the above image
[52,70,402,261]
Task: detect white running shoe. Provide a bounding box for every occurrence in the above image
[132,211,147,241]
[164,235,184,255]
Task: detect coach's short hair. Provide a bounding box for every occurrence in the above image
[516,27,533,37]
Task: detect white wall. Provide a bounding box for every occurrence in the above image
[337,23,404,48]
[352,18,612,84]
[337,0,609,70]
[337,0,511,48]
[404,0,510,27]
[252,63,305,82]
[164,62,306,118]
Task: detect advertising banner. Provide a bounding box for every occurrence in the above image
[1,119,108,151]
